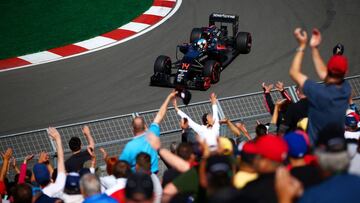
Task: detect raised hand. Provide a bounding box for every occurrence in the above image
[82,125,91,136]
[310,28,322,48]
[210,92,217,104]
[47,127,61,141]
[169,89,178,99]
[24,154,34,164]
[294,28,308,47]
[99,147,108,160]
[262,82,274,93]
[0,148,13,161]
[275,81,284,92]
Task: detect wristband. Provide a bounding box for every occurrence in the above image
[296,47,305,52]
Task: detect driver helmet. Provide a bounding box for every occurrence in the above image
[196,38,207,49]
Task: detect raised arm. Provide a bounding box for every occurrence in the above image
[0,148,13,182]
[147,133,190,172]
[310,28,327,80]
[153,91,178,124]
[262,82,275,114]
[47,127,65,174]
[210,93,219,122]
[82,125,95,151]
[289,28,308,88]
[221,118,241,136]
[275,81,292,102]
[173,98,204,134]
[45,127,66,196]
[18,154,34,184]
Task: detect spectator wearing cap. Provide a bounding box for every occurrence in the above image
[57,172,83,203]
[344,110,360,158]
[119,91,177,173]
[65,125,95,173]
[289,28,351,144]
[233,142,258,189]
[33,127,66,198]
[173,93,220,150]
[80,173,116,203]
[298,125,360,203]
[135,152,162,203]
[105,160,131,203]
[238,135,288,203]
[344,111,360,139]
[284,131,321,188]
[125,173,154,203]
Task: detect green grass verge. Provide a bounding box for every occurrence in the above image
[0,0,153,59]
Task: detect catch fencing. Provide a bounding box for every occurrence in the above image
[1,75,360,178]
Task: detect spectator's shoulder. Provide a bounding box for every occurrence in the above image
[303,79,318,89]
[148,122,161,136]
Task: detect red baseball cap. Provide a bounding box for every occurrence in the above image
[247,135,288,162]
[241,141,257,154]
[327,55,348,77]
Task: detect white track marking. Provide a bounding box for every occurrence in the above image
[120,22,150,32]
[75,36,117,50]
[144,6,172,17]
[19,51,62,64]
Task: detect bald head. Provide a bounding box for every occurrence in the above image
[132,116,146,135]
[80,174,101,198]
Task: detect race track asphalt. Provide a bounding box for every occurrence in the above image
[1,0,360,135]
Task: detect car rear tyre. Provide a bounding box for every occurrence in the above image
[190,28,203,43]
[154,55,171,75]
[203,60,221,84]
[235,32,252,54]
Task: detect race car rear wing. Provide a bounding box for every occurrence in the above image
[209,13,239,37]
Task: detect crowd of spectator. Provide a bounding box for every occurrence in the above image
[1,28,360,203]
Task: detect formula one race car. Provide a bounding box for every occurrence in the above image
[150,13,252,90]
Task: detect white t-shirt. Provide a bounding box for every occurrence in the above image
[105,178,127,196]
[100,175,117,192]
[177,104,220,149]
[43,172,66,198]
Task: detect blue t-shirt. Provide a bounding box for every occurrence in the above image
[303,79,351,144]
[119,123,160,173]
[298,173,360,203]
[83,193,117,203]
